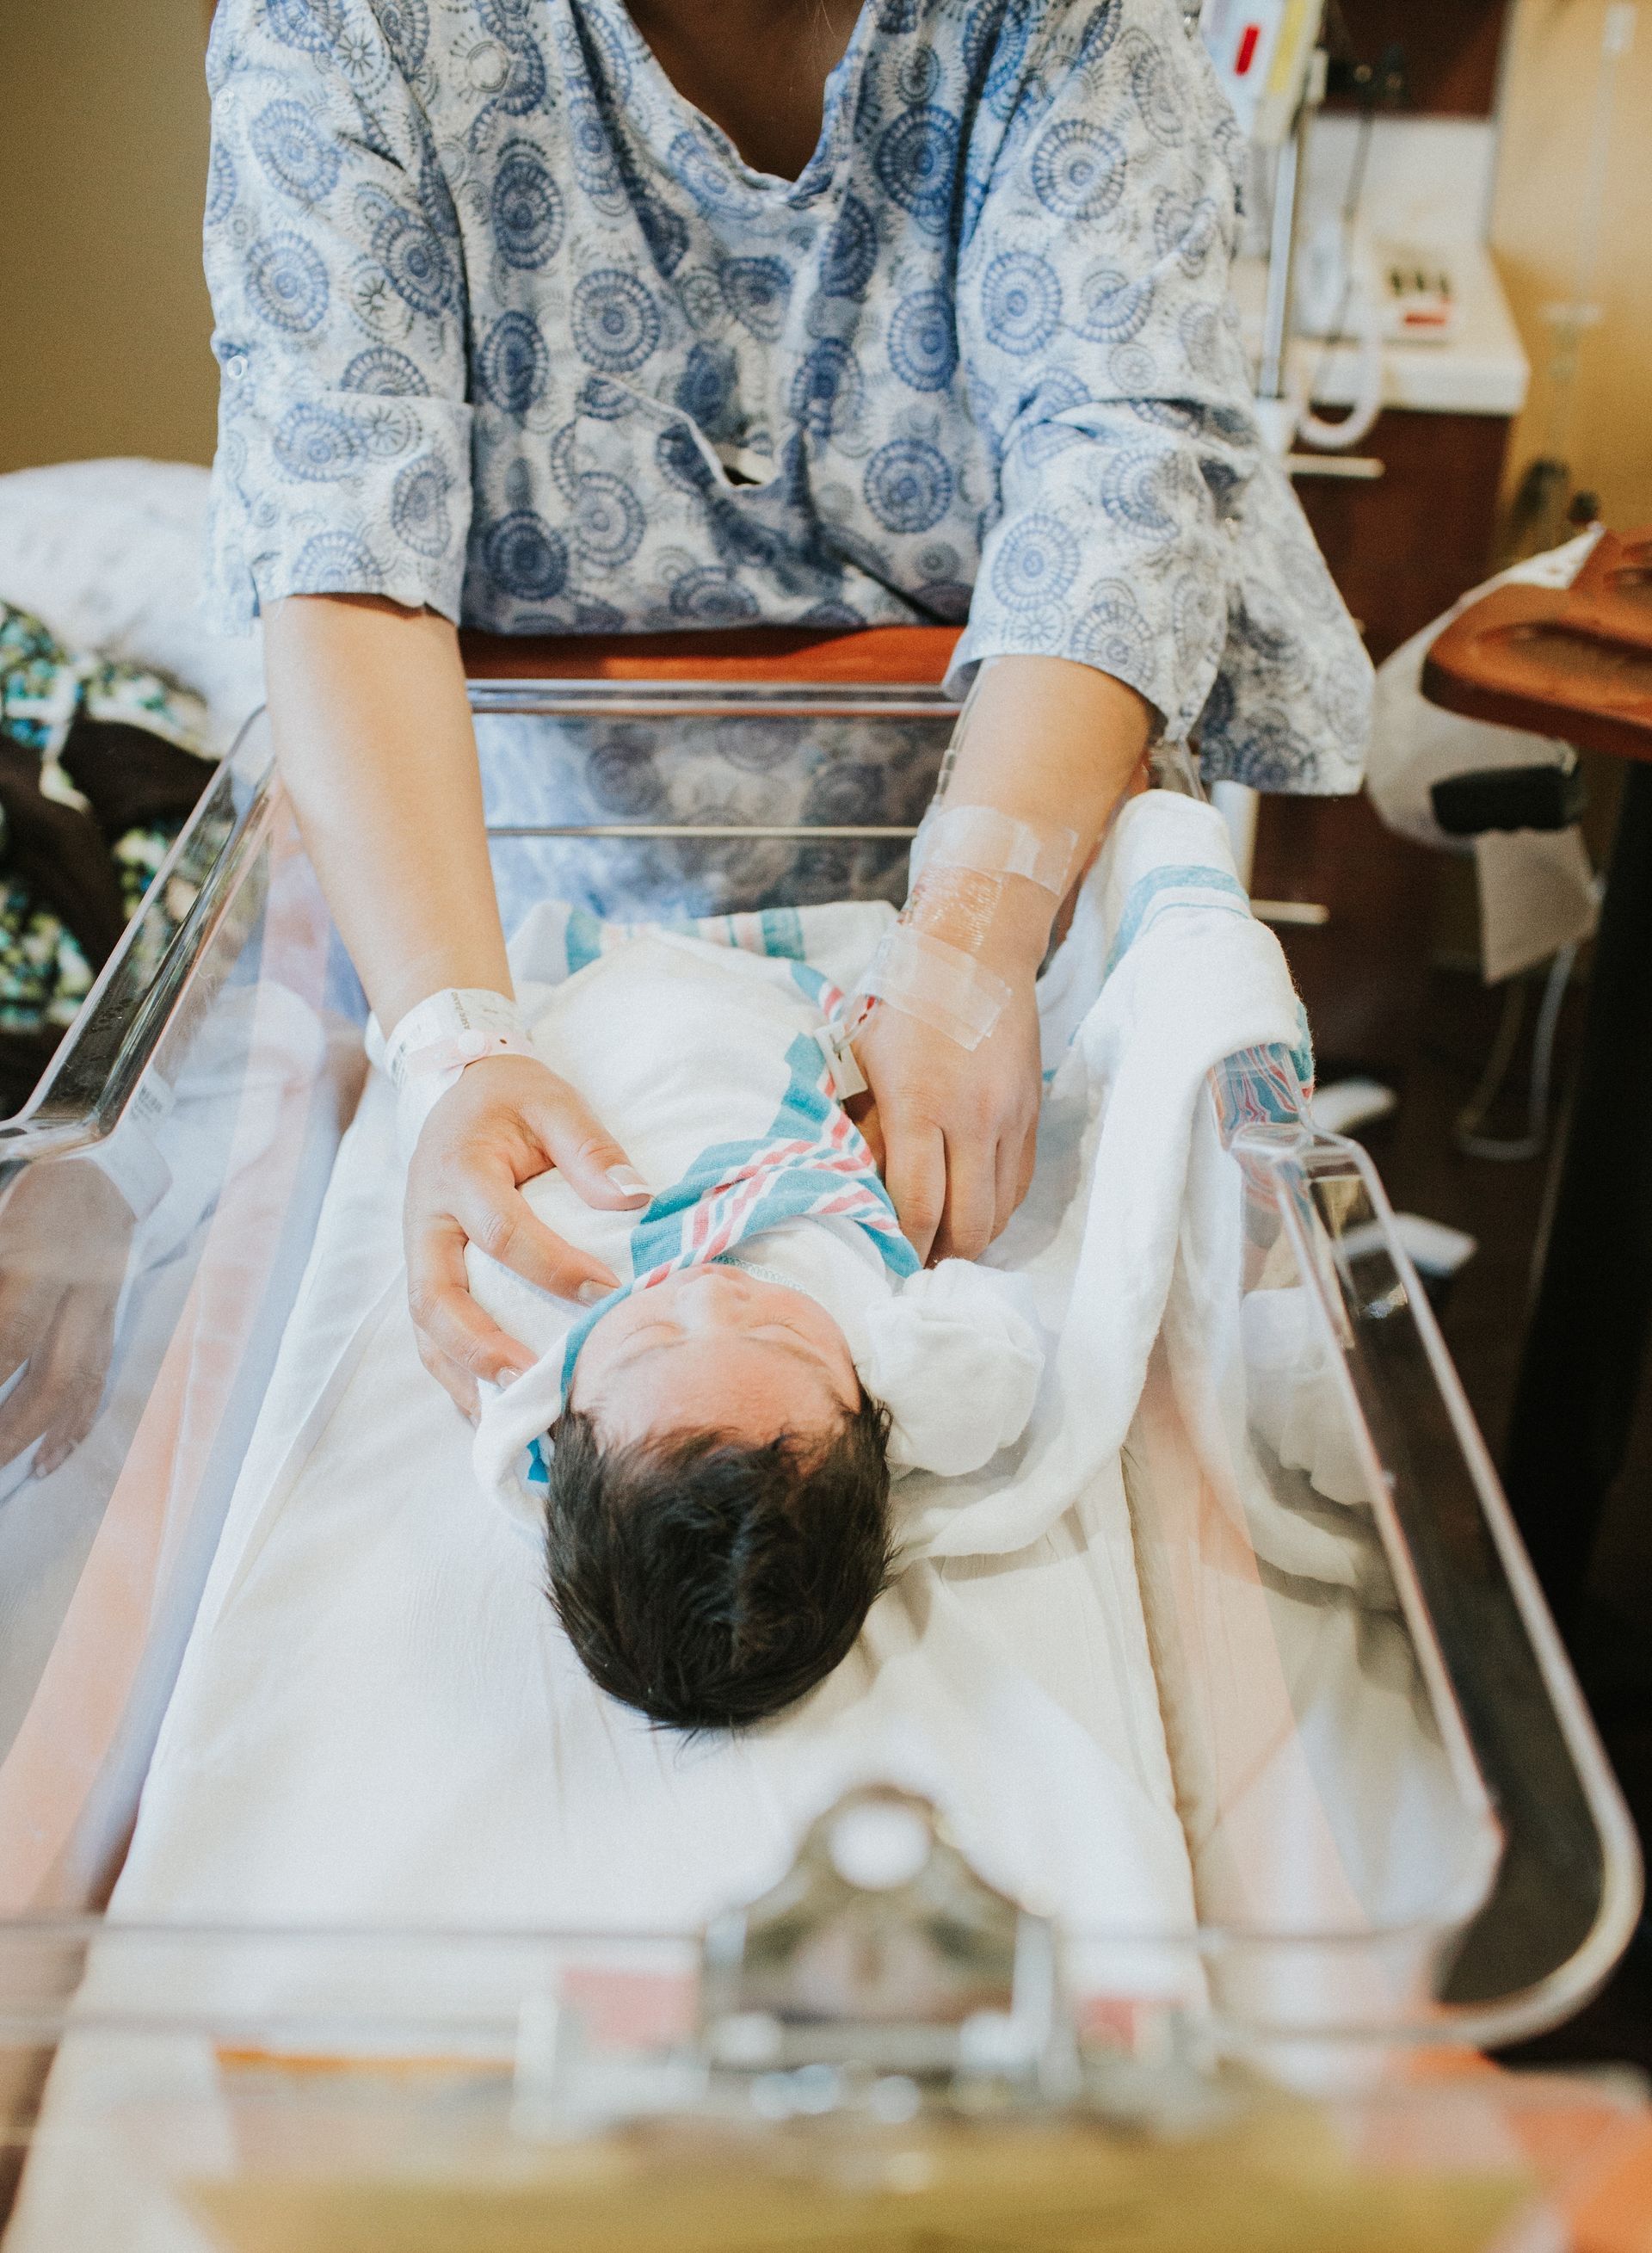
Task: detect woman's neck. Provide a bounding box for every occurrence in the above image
[621,0,864,181]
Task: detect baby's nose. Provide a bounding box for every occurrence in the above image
[677,1264,752,1324]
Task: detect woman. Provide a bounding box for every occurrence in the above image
[203,0,1369,1414]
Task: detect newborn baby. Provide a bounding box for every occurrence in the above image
[465,923,1043,1733]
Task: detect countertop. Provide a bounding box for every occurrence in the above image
[1230,244,1531,419]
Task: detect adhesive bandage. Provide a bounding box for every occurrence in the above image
[829,803,1083,1063]
[910,804,1081,898]
[857,924,1013,1052]
[903,863,1005,954]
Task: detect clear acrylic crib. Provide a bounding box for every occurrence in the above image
[0,626,1638,2246]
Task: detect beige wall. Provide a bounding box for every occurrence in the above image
[1491,0,1652,530]
[0,3,218,477]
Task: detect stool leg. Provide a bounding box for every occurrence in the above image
[1503,758,1652,1628]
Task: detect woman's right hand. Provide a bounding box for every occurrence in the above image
[404,1053,649,1418]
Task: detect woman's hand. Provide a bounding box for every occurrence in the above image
[851,657,1153,1264]
[851,964,1042,1264]
[848,847,1050,1270]
[404,1053,648,1417]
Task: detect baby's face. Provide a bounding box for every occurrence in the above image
[568,1264,860,1447]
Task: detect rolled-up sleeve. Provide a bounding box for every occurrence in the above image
[202,0,474,630]
[951,2,1257,736]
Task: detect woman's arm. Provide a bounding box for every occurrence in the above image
[853,656,1151,1264]
[856,9,1289,1263]
[264,596,508,1031]
[264,596,647,1412]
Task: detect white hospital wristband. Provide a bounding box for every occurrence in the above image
[82,1118,172,1224]
[384,988,538,1154]
[385,989,533,1087]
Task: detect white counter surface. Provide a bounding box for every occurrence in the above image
[1231,244,1530,419]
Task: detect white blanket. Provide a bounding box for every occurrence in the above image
[907,793,1306,1558]
[0,459,264,756]
[6,793,1507,2253]
[88,791,1301,1954]
[468,922,1045,1520]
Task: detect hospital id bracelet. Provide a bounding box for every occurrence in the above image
[384,988,533,1092]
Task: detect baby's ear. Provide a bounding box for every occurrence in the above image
[848,1263,1044,1478]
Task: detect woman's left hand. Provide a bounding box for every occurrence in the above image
[845,659,1152,1263]
[850,954,1043,1267]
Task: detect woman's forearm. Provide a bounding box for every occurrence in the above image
[927,656,1154,966]
[262,595,511,1032]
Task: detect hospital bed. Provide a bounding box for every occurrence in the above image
[0,625,1641,2245]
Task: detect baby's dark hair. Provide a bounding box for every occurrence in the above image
[542,1392,892,1731]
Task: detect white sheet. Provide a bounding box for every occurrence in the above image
[99,791,1316,1948]
[90,814,1309,1954]
[103,1033,1189,1935]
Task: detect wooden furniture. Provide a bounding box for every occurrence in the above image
[1421,528,1652,1626]
[1324,0,1513,118]
[1251,408,1513,1072]
[459,623,957,686]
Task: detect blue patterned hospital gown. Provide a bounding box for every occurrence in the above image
[203,0,1371,914]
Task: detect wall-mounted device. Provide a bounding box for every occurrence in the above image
[1296,231,1462,347]
[1199,0,1325,145]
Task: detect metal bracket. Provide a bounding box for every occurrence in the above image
[513,1787,1224,2141]
[698,1787,1069,2093]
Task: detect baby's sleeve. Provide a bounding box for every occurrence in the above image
[850,1262,1045,1479]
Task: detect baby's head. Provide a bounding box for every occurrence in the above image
[543,1265,891,1731]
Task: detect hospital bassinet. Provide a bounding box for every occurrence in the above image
[0,626,1639,2244]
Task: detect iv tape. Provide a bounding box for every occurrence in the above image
[905,864,1004,954]
[857,924,1012,1052]
[911,803,1081,898]
[825,800,1077,1065]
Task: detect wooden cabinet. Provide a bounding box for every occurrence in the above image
[1288,412,1512,663]
[1250,410,1513,1075]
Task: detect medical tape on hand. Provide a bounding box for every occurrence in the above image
[910,803,1081,897]
[857,924,1012,1052]
[902,863,1004,953]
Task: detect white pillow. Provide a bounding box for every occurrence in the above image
[0,459,264,756]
